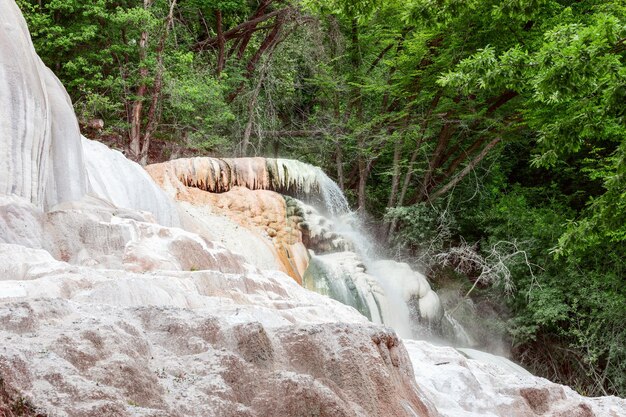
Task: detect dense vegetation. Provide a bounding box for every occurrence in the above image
[18,0,626,397]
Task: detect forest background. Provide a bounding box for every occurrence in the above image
[16,0,626,397]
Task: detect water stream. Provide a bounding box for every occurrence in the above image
[288,166,445,339]
[170,156,468,342]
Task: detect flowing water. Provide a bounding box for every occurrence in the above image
[170,156,458,341]
[290,166,445,339]
[270,159,350,215]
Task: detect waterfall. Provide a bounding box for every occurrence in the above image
[302,253,382,323]
[294,200,445,339]
[148,155,449,340]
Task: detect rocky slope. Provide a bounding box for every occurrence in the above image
[1,0,626,416]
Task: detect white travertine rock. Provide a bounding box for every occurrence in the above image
[406,340,626,417]
[0,0,51,206]
[304,251,444,339]
[82,137,180,227]
[176,201,284,272]
[42,66,88,208]
[368,259,444,326]
[146,157,349,215]
[0,0,89,208]
[0,194,45,248]
[0,203,434,417]
[304,251,385,325]
[0,0,177,226]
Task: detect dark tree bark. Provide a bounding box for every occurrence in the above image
[128,0,152,162]
[429,137,501,200]
[129,0,177,165]
[215,9,225,75]
[226,10,288,103]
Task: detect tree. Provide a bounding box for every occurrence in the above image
[18,0,298,163]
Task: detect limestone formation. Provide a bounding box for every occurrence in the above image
[407,340,626,417]
[146,156,349,215]
[147,158,445,332]
[0,196,434,417]
[83,137,179,227]
[148,162,309,282]
[1,1,626,416]
[0,0,83,207]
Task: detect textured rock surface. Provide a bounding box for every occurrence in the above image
[148,161,309,282]
[291,199,355,253]
[195,187,309,283]
[146,157,348,214]
[406,340,626,417]
[83,138,179,227]
[0,196,434,417]
[42,66,89,209]
[0,0,89,209]
[1,0,54,206]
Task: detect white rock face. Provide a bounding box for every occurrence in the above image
[43,66,89,208]
[0,0,90,209]
[0,196,433,417]
[406,340,626,417]
[0,0,52,206]
[0,194,45,248]
[0,0,178,226]
[304,251,386,325]
[176,201,284,272]
[82,137,179,227]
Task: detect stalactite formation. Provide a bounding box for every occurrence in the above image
[147,157,349,215]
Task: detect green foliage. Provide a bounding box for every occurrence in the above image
[385,203,455,257]
[457,170,626,396]
[162,51,234,149]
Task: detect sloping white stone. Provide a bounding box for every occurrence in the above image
[42,65,88,208]
[0,0,51,206]
[82,137,179,227]
[406,339,626,417]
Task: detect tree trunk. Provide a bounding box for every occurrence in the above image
[417,119,455,202]
[395,94,442,209]
[241,63,268,156]
[215,9,225,75]
[236,0,272,59]
[227,11,286,103]
[335,140,345,191]
[357,147,372,212]
[139,0,177,165]
[350,18,368,211]
[128,0,152,162]
[387,137,403,208]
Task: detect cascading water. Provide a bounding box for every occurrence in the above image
[270,159,350,215]
[302,253,381,323]
[150,155,450,340]
[293,178,445,339]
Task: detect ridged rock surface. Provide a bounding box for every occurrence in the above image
[83,137,179,227]
[148,162,309,282]
[0,195,435,417]
[146,157,349,214]
[406,340,626,417]
[0,0,177,226]
[1,0,55,206]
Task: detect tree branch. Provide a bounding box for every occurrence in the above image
[429,137,501,200]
